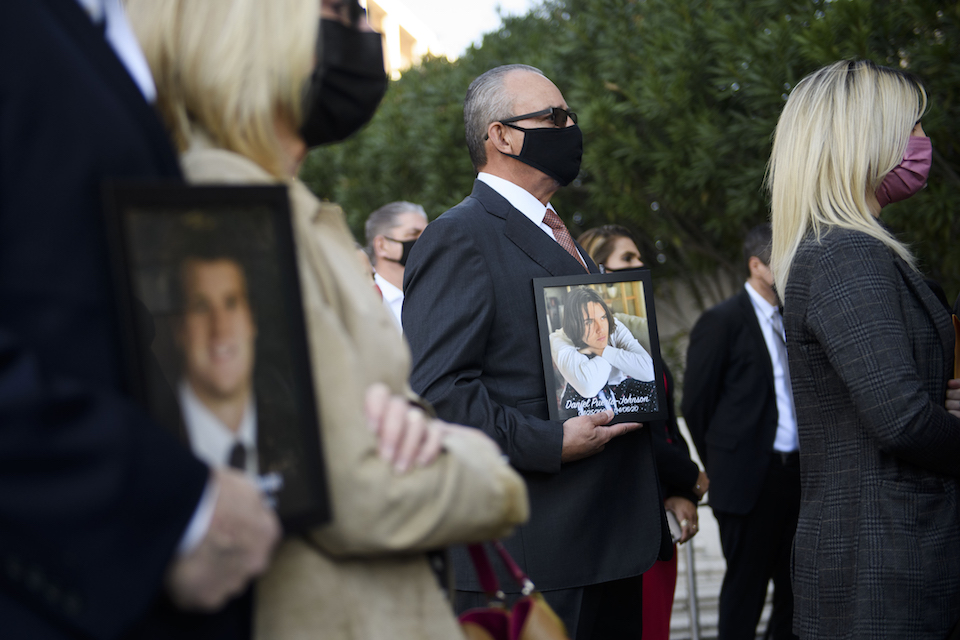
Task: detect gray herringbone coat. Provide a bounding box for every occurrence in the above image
[784,229,960,639]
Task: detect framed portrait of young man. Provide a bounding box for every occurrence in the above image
[104,183,329,532]
[533,271,668,425]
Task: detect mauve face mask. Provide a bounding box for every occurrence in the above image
[876,135,932,208]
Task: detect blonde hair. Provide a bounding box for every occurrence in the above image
[127,0,318,178]
[767,60,927,295]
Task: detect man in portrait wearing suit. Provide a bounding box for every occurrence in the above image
[175,254,262,473]
[403,64,670,639]
[0,1,278,638]
[171,249,307,513]
[682,224,800,640]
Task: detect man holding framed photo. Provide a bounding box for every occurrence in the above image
[403,64,671,639]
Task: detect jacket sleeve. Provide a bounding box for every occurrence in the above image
[680,306,731,468]
[802,236,960,475]
[603,323,655,381]
[403,216,564,474]
[284,208,529,558]
[651,367,701,500]
[0,330,208,638]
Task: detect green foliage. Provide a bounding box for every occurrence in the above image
[301,0,960,298]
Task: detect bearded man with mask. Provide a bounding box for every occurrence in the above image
[403,64,671,639]
[364,201,428,330]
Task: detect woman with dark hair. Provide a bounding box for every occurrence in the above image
[577,224,644,272]
[770,59,960,637]
[578,225,709,640]
[550,286,656,418]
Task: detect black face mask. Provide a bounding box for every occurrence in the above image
[301,19,388,148]
[500,123,583,186]
[382,237,417,267]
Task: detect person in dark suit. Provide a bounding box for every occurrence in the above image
[0,1,279,638]
[403,64,670,639]
[769,59,960,639]
[682,224,799,640]
[578,224,709,640]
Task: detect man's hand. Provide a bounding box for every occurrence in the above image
[693,470,710,500]
[947,379,960,419]
[664,496,699,544]
[365,383,447,473]
[166,468,281,611]
[561,409,642,463]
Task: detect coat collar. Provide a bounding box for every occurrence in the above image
[43,0,181,177]
[468,180,598,276]
[893,258,955,371]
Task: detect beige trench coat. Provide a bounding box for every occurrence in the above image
[181,135,528,640]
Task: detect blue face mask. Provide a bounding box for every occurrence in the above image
[500,123,583,186]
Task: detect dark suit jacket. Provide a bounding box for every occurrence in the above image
[785,229,960,639]
[653,365,700,503]
[0,1,207,638]
[403,180,668,592]
[682,287,779,515]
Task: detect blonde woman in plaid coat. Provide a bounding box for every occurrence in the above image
[769,60,960,639]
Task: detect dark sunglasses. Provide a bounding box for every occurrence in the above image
[500,107,577,128]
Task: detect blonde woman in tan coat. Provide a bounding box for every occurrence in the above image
[126,1,529,638]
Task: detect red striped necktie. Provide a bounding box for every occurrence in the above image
[543,208,588,272]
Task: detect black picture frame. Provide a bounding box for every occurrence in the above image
[103,182,329,532]
[533,270,667,425]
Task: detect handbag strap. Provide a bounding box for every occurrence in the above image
[467,543,537,598]
[491,541,536,596]
[467,543,506,600]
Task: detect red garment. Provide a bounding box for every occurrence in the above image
[642,547,679,640]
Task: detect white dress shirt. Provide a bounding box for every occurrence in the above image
[374,272,404,331]
[477,172,587,263]
[745,282,799,453]
[179,381,259,475]
[74,0,156,101]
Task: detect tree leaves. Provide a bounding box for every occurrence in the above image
[300,0,960,298]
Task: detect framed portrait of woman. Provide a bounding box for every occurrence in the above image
[533,271,668,424]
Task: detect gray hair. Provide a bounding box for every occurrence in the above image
[464,64,544,170]
[364,201,427,263]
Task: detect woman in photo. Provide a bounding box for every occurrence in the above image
[769,59,960,638]
[550,285,656,418]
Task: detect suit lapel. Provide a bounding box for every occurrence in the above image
[894,258,954,364]
[43,0,182,177]
[738,288,775,384]
[470,181,598,276]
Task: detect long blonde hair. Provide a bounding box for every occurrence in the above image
[767,60,927,295]
[127,0,318,178]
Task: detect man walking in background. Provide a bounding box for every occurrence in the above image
[683,224,800,640]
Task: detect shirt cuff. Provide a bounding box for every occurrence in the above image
[175,473,218,557]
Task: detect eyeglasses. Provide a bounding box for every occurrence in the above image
[500,107,577,128]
